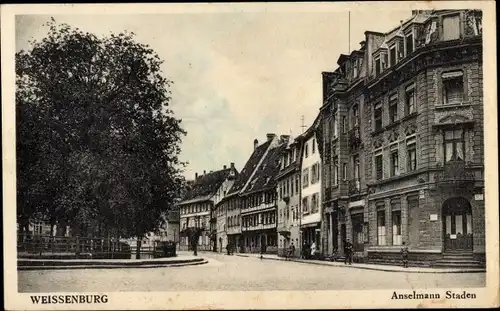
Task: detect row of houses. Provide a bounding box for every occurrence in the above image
[177,9,485,266]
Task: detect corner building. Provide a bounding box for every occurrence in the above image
[320,9,484,266]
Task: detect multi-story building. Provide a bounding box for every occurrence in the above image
[178,165,238,251]
[239,135,288,254]
[297,117,323,252]
[276,137,302,257]
[218,135,276,253]
[320,9,484,266]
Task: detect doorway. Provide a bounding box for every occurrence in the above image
[442,197,473,251]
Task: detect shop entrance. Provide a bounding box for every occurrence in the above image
[442,197,473,251]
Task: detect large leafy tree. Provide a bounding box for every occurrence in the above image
[16,19,186,255]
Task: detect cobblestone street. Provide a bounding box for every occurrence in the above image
[18,252,485,292]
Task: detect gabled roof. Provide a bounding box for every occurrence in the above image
[241,142,288,195]
[180,168,237,205]
[225,140,272,196]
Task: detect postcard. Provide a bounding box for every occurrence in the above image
[2,1,498,310]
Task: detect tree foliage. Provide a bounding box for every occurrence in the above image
[16,19,186,241]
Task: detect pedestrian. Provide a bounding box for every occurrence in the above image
[401,242,409,268]
[260,242,266,260]
[219,237,223,253]
[344,240,353,265]
[226,243,230,255]
[310,242,317,259]
[289,242,296,260]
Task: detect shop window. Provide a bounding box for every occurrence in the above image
[444,129,465,162]
[442,71,464,105]
[374,103,383,131]
[392,211,402,245]
[377,210,386,246]
[375,154,383,180]
[389,95,398,123]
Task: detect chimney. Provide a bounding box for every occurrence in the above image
[280,135,290,143]
[230,162,235,169]
[203,170,206,175]
[359,40,366,50]
[195,172,198,179]
[254,139,259,150]
[266,133,277,142]
[223,165,227,170]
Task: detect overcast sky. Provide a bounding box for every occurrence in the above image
[16,9,411,180]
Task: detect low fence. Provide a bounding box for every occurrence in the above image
[17,234,131,259]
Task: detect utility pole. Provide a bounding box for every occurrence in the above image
[300,115,307,133]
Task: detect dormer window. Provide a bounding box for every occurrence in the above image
[389,45,397,67]
[374,55,381,75]
[405,30,414,56]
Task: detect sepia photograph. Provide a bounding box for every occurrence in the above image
[2,1,498,310]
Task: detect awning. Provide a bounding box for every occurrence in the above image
[300,222,320,229]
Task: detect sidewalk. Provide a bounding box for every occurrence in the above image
[236,253,485,274]
[18,255,207,271]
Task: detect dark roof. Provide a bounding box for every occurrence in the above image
[226,140,272,196]
[180,168,237,204]
[241,142,288,195]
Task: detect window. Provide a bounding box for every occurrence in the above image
[302,197,309,214]
[405,32,414,55]
[352,104,359,128]
[407,138,417,171]
[405,86,416,115]
[389,45,397,67]
[444,129,465,162]
[342,163,347,181]
[290,178,294,197]
[304,143,309,158]
[392,211,402,245]
[302,168,309,188]
[443,15,460,41]
[342,116,347,134]
[295,175,299,194]
[377,210,386,246]
[311,193,319,213]
[389,95,398,123]
[442,71,464,105]
[375,56,381,75]
[353,155,360,180]
[375,154,383,180]
[374,103,383,131]
[312,139,316,154]
[391,150,399,177]
[353,59,358,78]
[333,113,338,137]
[333,158,339,185]
[311,163,320,184]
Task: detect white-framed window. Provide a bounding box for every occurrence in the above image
[377,210,386,245]
[390,149,399,177]
[389,44,397,67]
[407,136,417,171]
[392,210,402,245]
[302,196,309,214]
[405,84,416,115]
[389,94,398,123]
[444,128,465,162]
[302,168,309,188]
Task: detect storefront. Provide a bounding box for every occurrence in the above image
[300,222,321,248]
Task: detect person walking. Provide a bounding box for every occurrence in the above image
[310,241,317,259]
[289,242,296,261]
[401,242,409,268]
[344,240,353,265]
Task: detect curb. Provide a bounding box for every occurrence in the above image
[259,256,485,274]
[18,260,209,271]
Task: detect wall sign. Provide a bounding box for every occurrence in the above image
[430,214,438,221]
[475,194,484,201]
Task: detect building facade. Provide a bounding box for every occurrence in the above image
[240,134,288,254]
[297,118,323,252]
[320,9,484,266]
[276,137,302,257]
[178,165,238,251]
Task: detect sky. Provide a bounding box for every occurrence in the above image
[15,9,411,180]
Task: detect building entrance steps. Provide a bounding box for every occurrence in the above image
[237,253,485,273]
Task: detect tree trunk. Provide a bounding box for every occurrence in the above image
[136,238,142,259]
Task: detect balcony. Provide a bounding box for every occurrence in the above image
[277,219,290,235]
[348,179,361,196]
[348,126,362,151]
[434,160,475,188]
